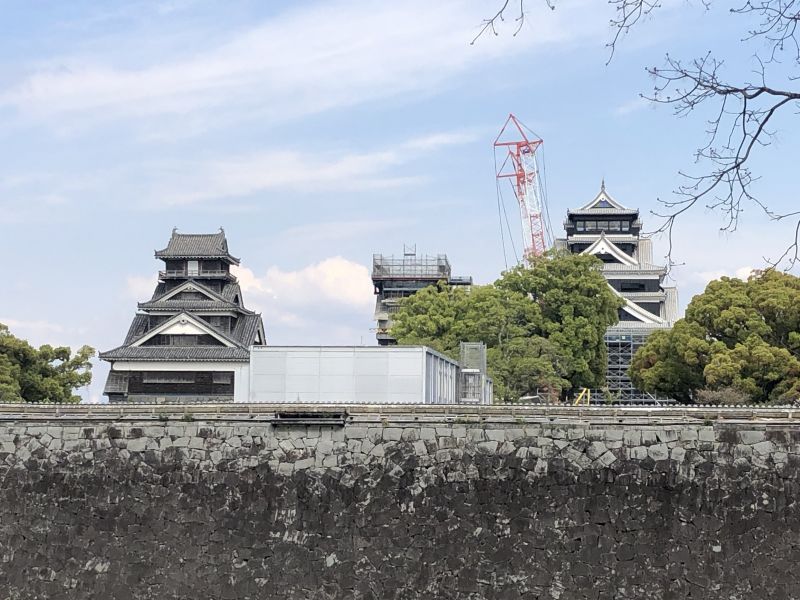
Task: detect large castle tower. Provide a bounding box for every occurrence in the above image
[555,184,678,401]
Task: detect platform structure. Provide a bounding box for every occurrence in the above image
[371,247,472,345]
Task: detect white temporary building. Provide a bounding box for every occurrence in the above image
[245,346,492,405]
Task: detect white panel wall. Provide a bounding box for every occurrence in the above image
[247,346,459,404]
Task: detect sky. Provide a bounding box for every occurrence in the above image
[1,0,798,403]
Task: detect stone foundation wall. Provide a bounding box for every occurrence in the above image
[1,410,799,599]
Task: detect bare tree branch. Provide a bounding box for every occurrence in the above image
[476,0,800,269]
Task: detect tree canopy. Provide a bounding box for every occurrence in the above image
[630,270,800,403]
[390,252,622,401]
[0,323,94,403]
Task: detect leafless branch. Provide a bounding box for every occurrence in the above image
[471,0,554,45]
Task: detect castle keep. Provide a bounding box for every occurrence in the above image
[555,184,678,400]
[100,229,266,403]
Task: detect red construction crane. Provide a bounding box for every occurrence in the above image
[494,113,550,261]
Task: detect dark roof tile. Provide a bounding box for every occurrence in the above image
[155,230,240,264]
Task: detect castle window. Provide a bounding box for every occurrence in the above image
[576,221,585,232]
[621,221,630,232]
[212,372,233,384]
[142,372,195,384]
[609,221,621,232]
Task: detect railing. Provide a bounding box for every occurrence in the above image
[0,402,799,424]
[159,270,231,278]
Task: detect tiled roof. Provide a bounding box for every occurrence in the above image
[99,346,250,362]
[155,230,240,264]
[231,313,263,346]
[139,300,248,311]
[567,208,639,216]
[140,280,252,313]
[124,314,149,344]
[602,262,666,272]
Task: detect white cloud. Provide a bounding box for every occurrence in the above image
[0,0,603,127]
[125,275,158,299]
[614,96,650,116]
[235,257,373,312]
[151,129,476,205]
[0,317,65,336]
[232,256,374,344]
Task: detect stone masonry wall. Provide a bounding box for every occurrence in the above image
[1,412,800,599]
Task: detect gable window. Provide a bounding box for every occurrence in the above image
[596,199,613,208]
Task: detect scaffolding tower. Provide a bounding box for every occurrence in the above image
[372,246,472,345]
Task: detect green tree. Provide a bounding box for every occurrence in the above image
[390,251,622,402]
[630,271,800,404]
[0,323,94,403]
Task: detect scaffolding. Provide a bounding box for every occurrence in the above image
[372,253,452,282]
[601,327,669,403]
[372,247,472,345]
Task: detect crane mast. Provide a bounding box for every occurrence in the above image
[494,113,549,261]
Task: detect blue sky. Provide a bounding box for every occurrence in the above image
[1,0,798,402]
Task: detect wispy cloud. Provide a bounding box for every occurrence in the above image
[277,219,414,244]
[614,96,650,116]
[151,129,479,205]
[0,0,603,130]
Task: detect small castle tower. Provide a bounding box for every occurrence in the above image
[100,229,266,403]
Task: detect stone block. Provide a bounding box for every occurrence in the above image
[419,428,436,441]
[126,438,149,453]
[0,441,15,454]
[739,430,765,445]
[435,427,452,437]
[641,431,657,444]
[680,429,699,441]
[485,429,505,442]
[451,427,467,439]
[752,440,776,456]
[467,429,485,443]
[648,443,669,461]
[671,447,686,462]
[277,462,294,476]
[346,427,368,440]
[505,428,525,442]
[413,441,428,456]
[316,440,334,455]
[173,437,190,448]
[383,428,403,441]
[597,451,617,467]
[699,427,715,442]
[656,429,678,443]
[401,429,419,442]
[587,441,607,460]
[477,441,498,454]
[322,455,338,468]
[295,457,314,470]
[630,446,648,460]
